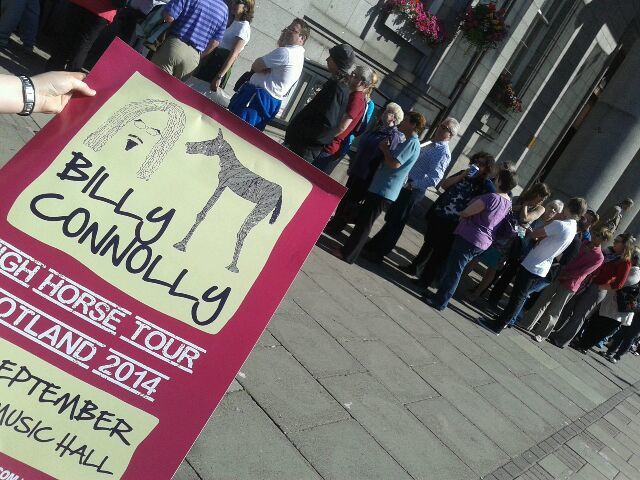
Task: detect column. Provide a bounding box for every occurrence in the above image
[544,42,640,209]
[600,154,640,234]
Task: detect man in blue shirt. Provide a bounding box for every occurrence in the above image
[335,111,427,264]
[152,0,228,80]
[363,117,458,262]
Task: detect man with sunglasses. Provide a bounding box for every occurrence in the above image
[362,117,459,263]
[228,18,308,130]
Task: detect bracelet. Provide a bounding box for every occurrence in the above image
[17,75,35,116]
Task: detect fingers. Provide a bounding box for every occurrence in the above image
[67,72,96,97]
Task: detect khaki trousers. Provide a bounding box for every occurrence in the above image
[152,36,200,80]
[519,279,574,339]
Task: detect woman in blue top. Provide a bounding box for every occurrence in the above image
[335,111,426,264]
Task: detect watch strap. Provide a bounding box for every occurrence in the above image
[17,75,35,116]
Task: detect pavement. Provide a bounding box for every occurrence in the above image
[3,38,640,480]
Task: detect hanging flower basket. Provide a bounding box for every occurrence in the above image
[490,72,523,113]
[460,1,508,50]
[384,0,446,45]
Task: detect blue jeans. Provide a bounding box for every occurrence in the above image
[432,236,484,309]
[0,0,40,48]
[512,276,551,325]
[366,186,425,259]
[497,266,543,329]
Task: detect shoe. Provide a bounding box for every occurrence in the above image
[399,264,417,276]
[608,357,618,364]
[423,295,445,311]
[476,316,502,336]
[534,335,543,343]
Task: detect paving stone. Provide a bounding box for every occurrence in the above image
[478,363,570,429]
[567,436,619,479]
[421,337,495,386]
[528,463,555,479]
[556,444,587,471]
[274,297,307,316]
[288,419,413,480]
[520,373,584,420]
[341,339,439,403]
[617,400,640,418]
[573,463,609,479]
[172,461,200,480]
[598,446,640,480]
[628,454,640,471]
[548,366,608,405]
[306,272,382,315]
[407,396,509,476]
[320,372,476,480]
[368,294,442,342]
[537,369,599,412]
[604,411,631,432]
[258,328,281,347]
[586,423,633,461]
[267,312,363,378]
[475,382,553,440]
[238,346,348,433]
[187,391,321,480]
[226,378,243,393]
[539,453,575,479]
[472,335,535,377]
[413,363,531,456]
[337,314,438,367]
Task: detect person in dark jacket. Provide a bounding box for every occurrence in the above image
[284,43,355,162]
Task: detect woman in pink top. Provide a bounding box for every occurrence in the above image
[46,0,117,72]
[519,227,612,341]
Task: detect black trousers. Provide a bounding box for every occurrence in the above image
[46,3,109,71]
[488,239,523,304]
[607,321,640,359]
[325,175,369,234]
[341,192,389,263]
[577,315,620,350]
[412,213,457,287]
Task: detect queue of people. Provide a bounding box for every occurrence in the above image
[2,0,639,366]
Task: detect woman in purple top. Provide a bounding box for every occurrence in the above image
[425,168,518,311]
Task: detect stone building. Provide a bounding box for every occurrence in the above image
[228,0,640,233]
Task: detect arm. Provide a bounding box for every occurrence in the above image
[333,114,354,137]
[211,37,247,90]
[201,39,220,58]
[251,56,269,73]
[527,226,547,240]
[459,198,485,218]
[520,204,544,224]
[440,169,468,190]
[379,141,401,169]
[0,72,95,114]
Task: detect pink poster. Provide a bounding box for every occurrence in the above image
[0,39,344,480]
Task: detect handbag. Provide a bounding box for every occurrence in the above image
[494,208,518,242]
[616,283,640,313]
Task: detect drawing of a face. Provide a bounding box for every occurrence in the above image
[126,118,162,151]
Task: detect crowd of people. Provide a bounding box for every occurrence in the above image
[2,0,640,365]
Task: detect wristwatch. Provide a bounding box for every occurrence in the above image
[17,75,35,116]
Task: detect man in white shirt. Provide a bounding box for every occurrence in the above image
[228,18,308,131]
[478,197,588,335]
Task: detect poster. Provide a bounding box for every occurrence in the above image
[0,39,344,479]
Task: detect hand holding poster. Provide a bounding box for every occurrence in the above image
[0,39,344,479]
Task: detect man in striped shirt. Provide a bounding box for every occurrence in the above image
[152,0,228,80]
[363,117,458,263]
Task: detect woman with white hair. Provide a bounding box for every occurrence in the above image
[324,101,404,235]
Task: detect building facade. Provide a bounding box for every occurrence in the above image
[227,0,640,233]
